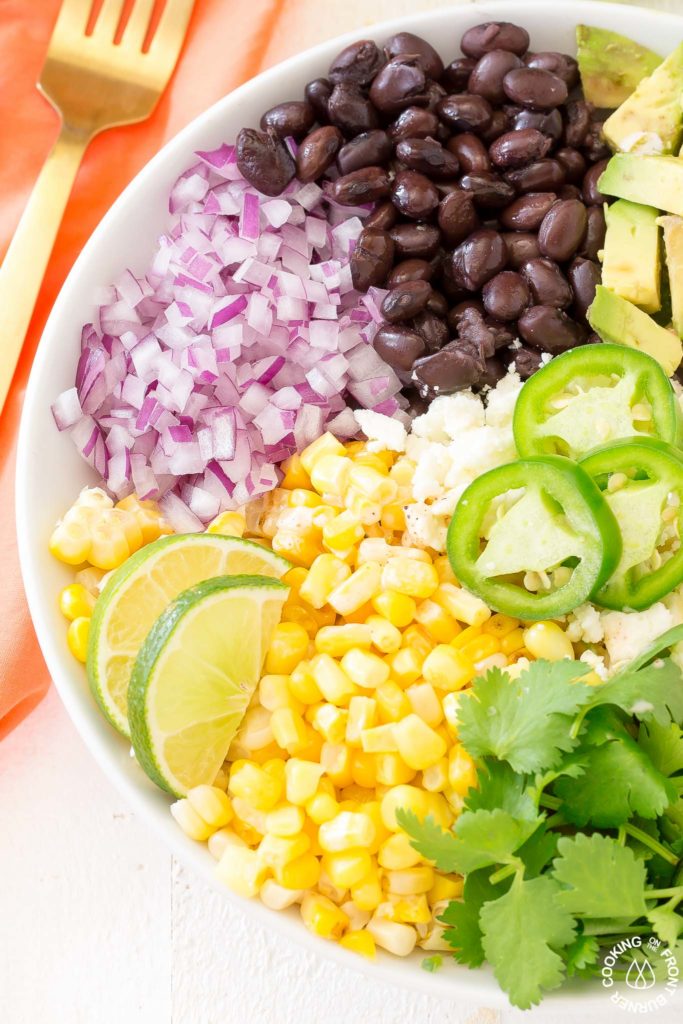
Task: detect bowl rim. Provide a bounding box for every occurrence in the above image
[16,0,680,1007]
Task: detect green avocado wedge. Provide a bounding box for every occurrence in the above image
[576,25,662,108]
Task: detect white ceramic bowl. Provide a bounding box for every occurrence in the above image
[17,0,681,1006]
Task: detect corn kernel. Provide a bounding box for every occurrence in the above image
[260,879,304,909]
[448,746,478,797]
[381,558,439,599]
[385,865,435,895]
[381,785,430,831]
[485,613,520,638]
[321,742,353,788]
[450,624,482,649]
[415,599,459,644]
[523,622,575,661]
[350,750,377,789]
[281,759,322,806]
[288,488,323,509]
[276,851,321,890]
[49,518,91,565]
[375,752,416,787]
[393,715,447,771]
[230,762,282,811]
[433,555,457,583]
[265,803,305,837]
[501,628,525,655]
[322,849,373,889]
[66,617,90,662]
[300,432,346,474]
[315,624,373,657]
[74,566,106,595]
[367,917,417,956]
[300,893,349,940]
[280,452,312,490]
[187,785,233,829]
[346,696,377,744]
[375,681,412,723]
[340,930,376,959]
[460,634,500,664]
[312,655,358,706]
[288,661,323,705]
[405,683,443,728]
[206,510,246,537]
[237,706,274,752]
[272,530,323,568]
[423,645,474,692]
[361,724,398,753]
[391,894,431,925]
[381,504,406,532]
[341,647,390,689]
[388,647,423,686]
[366,615,402,655]
[216,846,268,898]
[319,811,375,852]
[270,708,310,753]
[59,583,95,621]
[422,758,449,793]
[88,511,133,570]
[434,584,491,626]
[321,511,364,557]
[401,624,434,659]
[265,623,309,675]
[328,562,382,616]
[310,455,352,499]
[347,464,397,505]
[207,827,243,861]
[310,703,349,743]
[306,791,340,824]
[442,691,461,737]
[259,675,301,713]
[353,451,389,473]
[429,875,464,903]
[171,798,214,841]
[299,554,351,609]
[378,832,422,870]
[258,832,310,869]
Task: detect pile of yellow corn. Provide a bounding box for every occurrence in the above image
[51,433,579,960]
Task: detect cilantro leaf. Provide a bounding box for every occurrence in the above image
[647,905,683,948]
[479,875,576,1009]
[639,720,683,777]
[398,808,543,874]
[555,735,677,827]
[516,824,559,878]
[440,869,509,968]
[464,761,537,820]
[589,656,683,727]
[420,955,443,973]
[553,834,647,919]
[458,662,592,774]
[563,935,600,978]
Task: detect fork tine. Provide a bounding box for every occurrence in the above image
[50,0,94,40]
[147,0,195,69]
[92,0,127,39]
[120,0,156,50]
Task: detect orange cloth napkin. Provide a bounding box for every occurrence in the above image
[0,0,319,739]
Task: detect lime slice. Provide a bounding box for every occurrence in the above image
[87,534,290,737]
[128,575,288,796]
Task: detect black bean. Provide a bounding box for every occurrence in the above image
[389,107,442,142]
[425,290,449,317]
[441,57,478,92]
[518,306,586,352]
[451,227,508,291]
[480,355,508,388]
[236,128,295,196]
[389,223,441,258]
[382,280,433,322]
[538,199,587,261]
[482,270,529,320]
[579,205,606,260]
[364,201,398,231]
[446,133,491,173]
[374,324,427,370]
[499,192,557,231]
[508,344,545,378]
[392,170,439,219]
[328,83,379,135]
[582,158,609,205]
[333,167,391,206]
[521,257,573,307]
[337,130,393,174]
[384,32,444,79]
[485,317,517,349]
[505,159,565,193]
[387,258,435,286]
[329,40,385,85]
[395,137,460,179]
[350,228,395,290]
[305,78,332,122]
[564,100,592,148]
[559,185,582,201]
[524,52,579,88]
[459,172,515,210]
[503,68,568,111]
[461,22,530,59]
[413,309,449,350]
[413,343,484,396]
[437,94,493,134]
[582,122,611,162]
[568,257,601,321]
[510,107,563,140]
[438,190,479,245]
[503,232,541,269]
[370,56,430,115]
[554,147,586,184]
[449,299,485,331]
[260,101,315,142]
[468,50,524,104]
[296,126,343,183]
[489,128,551,168]
[480,109,510,144]
[424,81,448,112]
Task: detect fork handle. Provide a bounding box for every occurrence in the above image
[0,123,90,414]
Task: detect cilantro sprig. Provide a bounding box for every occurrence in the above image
[400,649,683,1009]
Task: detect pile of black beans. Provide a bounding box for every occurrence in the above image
[236,21,608,402]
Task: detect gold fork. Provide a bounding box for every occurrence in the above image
[0,0,195,413]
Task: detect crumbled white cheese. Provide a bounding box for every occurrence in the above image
[353,409,407,453]
[566,603,604,644]
[601,603,674,668]
[412,391,485,443]
[580,649,608,680]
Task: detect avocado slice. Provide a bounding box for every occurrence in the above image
[576,26,662,108]
[602,200,661,313]
[588,285,682,376]
[603,41,683,154]
[599,155,683,217]
[658,215,683,337]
